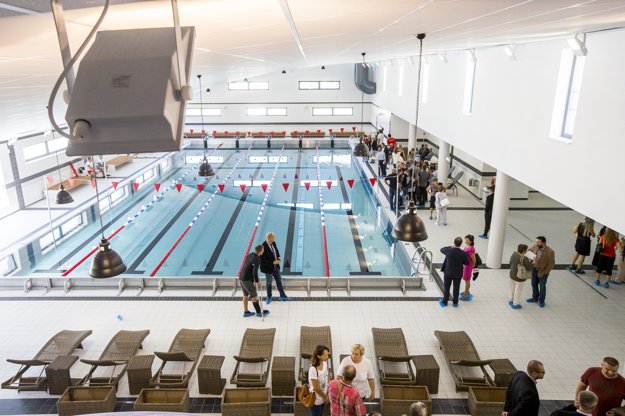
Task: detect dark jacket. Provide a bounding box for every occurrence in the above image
[260,241,280,274]
[440,246,469,279]
[240,253,261,282]
[504,371,540,416]
[485,192,494,216]
[549,404,583,416]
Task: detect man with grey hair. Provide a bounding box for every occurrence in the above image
[550,391,598,415]
[328,364,366,416]
[409,401,428,416]
[260,232,291,303]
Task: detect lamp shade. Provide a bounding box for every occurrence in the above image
[56,185,74,204]
[198,159,215,176]
[90,238,126,278]
[392,202,428,242]
[352,140,369,157]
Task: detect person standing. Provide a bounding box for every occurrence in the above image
[260,232,291,303]
[460,235,476,301]
[479,186,495,239]
[439,237,470,308]
[568,217,596,274]
[509,244,533,309]
[595,228,623,288]
[416,165,430,207]
[575,357,625,416]
[501,360,545,416]
[550,391,598,416]
[427,178,438,221]
[527,236,556,308]
[328,365,367,416]
[613,236,625,284]
[308,345,331,416]
[239,245,270,318]
[385,168,398,212]
[336,344,375,402]
[434,184,449,226]
[376,147,387,177]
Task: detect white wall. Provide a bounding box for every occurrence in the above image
[372,29,625,234]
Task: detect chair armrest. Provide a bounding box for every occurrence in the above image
[154,351,193,362]
[451,359,493,366]
[378,355,413,363]
[233,356,268,363]
[80,359,127,366]
[6,359,48,366]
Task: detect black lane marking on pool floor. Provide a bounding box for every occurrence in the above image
[124,153,237,274]
[335,165,376,274]
[282,151,302,275]
[192,163,264,275]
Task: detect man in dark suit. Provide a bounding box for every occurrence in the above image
[480,186,495,239]
[501,360,545,416]
[439,237,470,308]
[550,391,598,415]
[260,232,291,303]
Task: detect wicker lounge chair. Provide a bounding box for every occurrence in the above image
[298,326,334,382]
[434,330,495,391]
[230,328,276,387]
[150,328,210,388]
[371,327,417,386]
[78,330,150,388]
[2,330,92,392]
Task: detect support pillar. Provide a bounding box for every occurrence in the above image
[408,124,416,150]
[437,140,450,184]
[486,170,511,269]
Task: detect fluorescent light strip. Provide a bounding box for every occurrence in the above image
[277,0,307,60]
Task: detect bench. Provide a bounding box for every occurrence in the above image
[334,131,364,137]
[290,130,325,137]
[47,176,90,191]
[250,131,287,138]
[104,155,133,174]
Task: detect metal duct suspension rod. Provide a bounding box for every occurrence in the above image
[197,74,215,177]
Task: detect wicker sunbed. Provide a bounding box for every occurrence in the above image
[78,330,150,388]
[1,330,93,391]
[150,328,210,388]
[371,327,417,385]
[230,328,276,387]
[298,326,334,382]
[434,330,495,391]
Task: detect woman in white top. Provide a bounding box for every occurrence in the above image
[308,344,330,416]
[336,344,375,401]
[392,148,404,167]
[434,183,448,226]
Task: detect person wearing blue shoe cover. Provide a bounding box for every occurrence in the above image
[261,232,292,303]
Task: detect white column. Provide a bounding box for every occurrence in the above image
[408,124,416,150]
[437,140,450,183]
[486,170,511,269]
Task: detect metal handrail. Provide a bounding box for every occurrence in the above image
[412,246,433,280]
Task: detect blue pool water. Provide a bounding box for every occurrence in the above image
[12,147,413,278]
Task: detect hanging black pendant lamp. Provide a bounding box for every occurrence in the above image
[392,33,428,242]
[90,171,126,278]
[353,52,369,157]
[196,74,215,177]
[51,131,73,204]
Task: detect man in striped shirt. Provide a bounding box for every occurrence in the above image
[328,365,366,416]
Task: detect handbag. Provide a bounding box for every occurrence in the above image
[298,366,317,408]
[516,255,531,281]
[440,196,450,207]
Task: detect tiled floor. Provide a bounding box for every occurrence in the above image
[1,156,623,415]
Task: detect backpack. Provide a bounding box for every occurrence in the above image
[298,366,317,408]
[516,255,531,281]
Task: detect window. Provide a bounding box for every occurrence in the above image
[382,66,388,92]
[61,214,84,236]
[228,81,269,90]
[40,213,86,252]
[0,254,17,276]
[462,56,477,115]
[299,81,340,90]
[247,107,287,116]
[100,187,128,213]
[23,137,69,162]
[23,143,47,161]
[561,56,585,139]
[160,158,172,172]
[313,107,353,116]
[186,108,221,116]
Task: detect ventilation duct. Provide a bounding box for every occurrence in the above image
[354,64,376,95]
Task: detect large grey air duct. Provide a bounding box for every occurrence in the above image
[354,63,376,95]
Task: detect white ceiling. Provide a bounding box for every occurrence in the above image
[1,0,625,138]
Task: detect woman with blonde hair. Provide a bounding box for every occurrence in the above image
[613,236,625,284]
[336,344,375,401]
[434,184,449,226]
[568,217,596,274]
[595,228,623,288]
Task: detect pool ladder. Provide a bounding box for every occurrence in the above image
[412,246,433,281]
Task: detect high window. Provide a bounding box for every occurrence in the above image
[228,81,269,90]
[312,107,353,116]
[298,81,340,90]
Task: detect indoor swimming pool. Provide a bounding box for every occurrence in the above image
[5,144,414,279]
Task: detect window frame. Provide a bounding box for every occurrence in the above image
[312,107,353,116]
[560,55,585,139]
[228,81,269,90]
[298,81,340,90]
